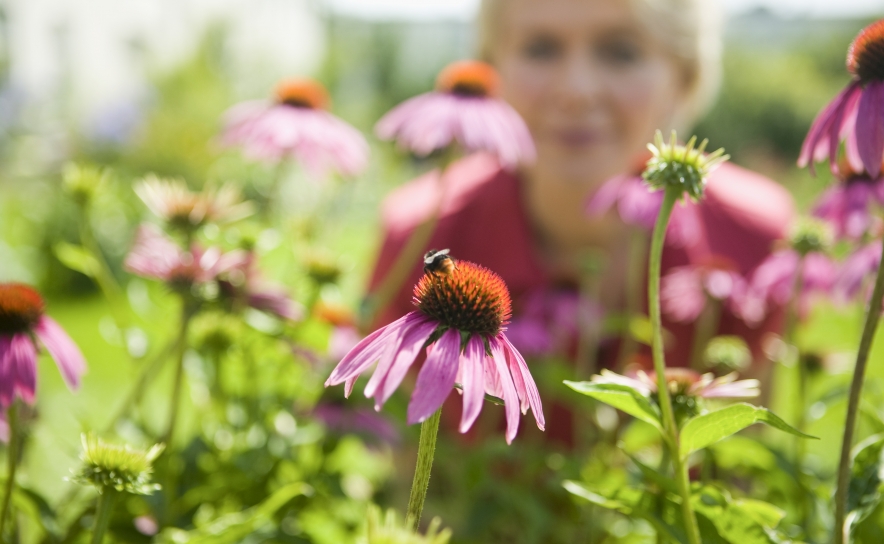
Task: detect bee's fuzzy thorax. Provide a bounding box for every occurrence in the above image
[413,261,512,336]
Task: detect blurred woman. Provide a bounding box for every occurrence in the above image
[367,0,793,438]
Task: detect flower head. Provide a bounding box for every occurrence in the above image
[325,259,544,443]
[74,433,163,495]
[135,176,253,233]
[643,130,728,202]
[221,78,369,178]
[0,283,86,407]
[799,19,884,178]
[124,224,248,296]
[375,60,535,170]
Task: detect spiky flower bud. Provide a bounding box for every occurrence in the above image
[63,163,108,208]
[74,434,163,495]
[703,335,751,372]
[361,506,451,544]
[642,130,728,202]
[788,218,832,257]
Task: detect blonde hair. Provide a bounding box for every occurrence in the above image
[477,0,723,128]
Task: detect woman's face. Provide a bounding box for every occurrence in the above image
[491,0,689,186]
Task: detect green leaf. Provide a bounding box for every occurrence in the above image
[846,434,884,538]
[679,403,817,459]
[692,487,787,544]
[564,381,662,431]
[156,482,312,544]
[54,242,99,277]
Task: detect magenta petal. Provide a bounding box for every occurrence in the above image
[501,335,545,430]
[0,336,13,405]
[364,312,429,400]
[855,81,884,179]
[6,333,38,403]
[34,317,85,391]
[374,316,436,409]
[585,176,624,217]
[458,336,486,433]
[324,312,410,386]
[407,329,460,425]
[489,337,521,444]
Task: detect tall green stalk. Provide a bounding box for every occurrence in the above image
[162,304,195,446]
[0,403,19,539]
[406,409,442,532]
[834,233,884,544]
[649,188,702,544]
[90,489,118,544]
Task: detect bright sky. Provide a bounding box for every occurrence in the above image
[327,0,882,21]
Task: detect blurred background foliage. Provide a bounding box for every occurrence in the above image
[0,3,882,542]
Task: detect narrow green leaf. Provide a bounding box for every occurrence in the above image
[846,434,884,538]
[680,403,817,459]
[54,242,99,277]
[564,381,662,430]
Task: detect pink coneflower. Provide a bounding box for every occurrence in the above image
[799,20,884,177]
[586,174,701,247]
[124,224,247,293]
[375,60,535,170]
[135,176,253,233]
[747,249,837,319]
[221,78,369,178]
[661,257,751,324]
[0,283,86,407]
[592,368,760,400]
[812,164,884,241]
[325,260,544,444]
[218,253,302,321]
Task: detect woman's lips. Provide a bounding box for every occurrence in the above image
[554,128,608,148]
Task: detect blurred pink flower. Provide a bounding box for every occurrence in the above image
[124,224,248,292]
[747,249,837,319]
[799,20,884,177]
[221,78,369,178]
[219,253,303,321]
[586,174,701,247]
[812,169,884,241]
[507,288,603,358]
[325,260,543,444]
[661,257,751,324]
[838,242,883,302]
[135,176,253,231]
[0,283,86,408]
[592,368,760,399]
[375,60,535,170]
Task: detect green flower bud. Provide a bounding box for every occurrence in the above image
[642,130,728,202]
[74,433,163,495]
[362,506,451,544]
[788,217,832,256]
[703,335,751,372]
[63,163,108,208]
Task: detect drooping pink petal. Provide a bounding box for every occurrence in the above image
[407,328,461,425]
[501,335,544,430]
[324,313,411,387]
[34,317,86,391]
[855,81,884,179]
[838,242,882,301]
[0,336,13,406]
[798,82,862,175]
[585,176,626,217]
[459,335,487,433]
[364,312,431,402]
[5,333,38,404]
[489,336,521,444]
[373,315,437,409]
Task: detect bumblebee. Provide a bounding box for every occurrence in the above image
[423,248,457,277]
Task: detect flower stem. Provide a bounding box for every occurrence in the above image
[649,187,701,544]
[162,304,194,446]
[0,403,19,539]
[834,234,884,544]
[90,489,118,544]
[405,409,442,532]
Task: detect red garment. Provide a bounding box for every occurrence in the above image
[368,153,795,364]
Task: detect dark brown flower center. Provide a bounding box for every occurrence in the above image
[436,60,499,98]
[414,261,511,336]
[0,283,45,334]
[848,20,884,84]
[274,78,330,109]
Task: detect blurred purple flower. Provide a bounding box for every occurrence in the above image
[799,19,884,177]
[838,242,883,302]
[507,288,603,358]
[221,78,369,178]
[586,174,701,247]
[325,260,543,444]
[747,250,837,319]
[313,404,400,445]
[812,169,884,241]
[375,60,535,170]
[0,283,86,408]
[661,258,751,324]
[219,253,303,321]
[124,224,247,291]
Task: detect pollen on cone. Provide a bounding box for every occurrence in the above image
[413,261,512,336]
[848,19,884,83]
[436,60,500,98]
[0,283,45,334]
[274,78,330,110]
